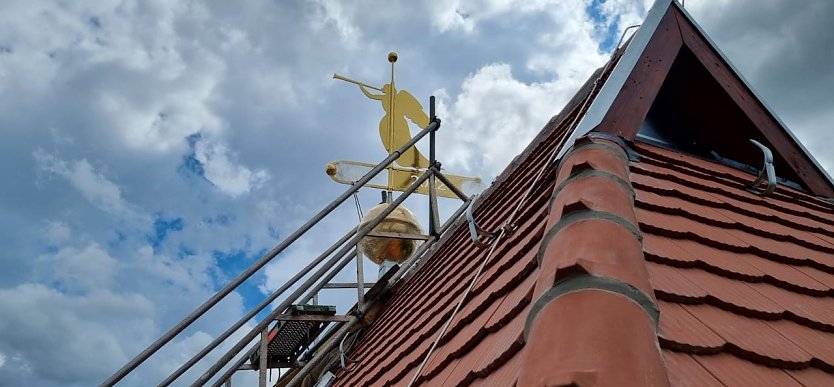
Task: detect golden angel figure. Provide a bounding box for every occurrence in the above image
[358,83,430,169]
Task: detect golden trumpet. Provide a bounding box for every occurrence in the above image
[333,73,383,91]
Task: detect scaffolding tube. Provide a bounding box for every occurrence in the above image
[101,120,438,387]
[193,170,434,386]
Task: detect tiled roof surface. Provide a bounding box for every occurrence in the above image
[334,127,834,386]
[633,141,834,386]
[328,59,834,386]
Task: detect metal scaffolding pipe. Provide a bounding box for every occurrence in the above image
[285,317,361,387]
[102,120,438,387]
[432,167,470,202]
[286,198,472,386]
[159,229,358,386]
[194,170,434,386]
[299,249,359,305]
[213,185,470,387]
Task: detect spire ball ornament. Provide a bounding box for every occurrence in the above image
[357,203,422,265]
[325,162,337,176]
[388,51,398,63]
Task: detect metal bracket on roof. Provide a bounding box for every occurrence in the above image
[616,24,641,52]
[465,197,496,248]
[747,139,777,196]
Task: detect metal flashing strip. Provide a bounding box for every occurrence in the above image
[586,132,641,162]
[524,274,660,340]
[553,0,674,163]
[538,209,642,266]
[674,2,834,192]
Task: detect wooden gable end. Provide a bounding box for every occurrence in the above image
[593,3,834,197]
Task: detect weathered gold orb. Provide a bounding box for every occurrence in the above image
[388,52,398,63]
[358,203,422,265]
[325,163,337,176]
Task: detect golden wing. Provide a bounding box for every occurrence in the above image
[392,90,430,168]
[397,90,429,129]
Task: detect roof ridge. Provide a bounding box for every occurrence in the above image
[519,134,670,386]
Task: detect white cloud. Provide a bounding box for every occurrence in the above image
[0,283,153,385]
[43,220,71,245]
[427,0,475,33]
[436,62,601,177]
[39,243,118,292]
[0,240,249,386]
[311,0,362,47]
[597,0,654,36]
[33,150,144,221]
[194,138,270,197]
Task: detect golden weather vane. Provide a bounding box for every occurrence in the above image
[327,52,482,199]
[333,52,430,169]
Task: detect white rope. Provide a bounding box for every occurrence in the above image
[353,191,364,221]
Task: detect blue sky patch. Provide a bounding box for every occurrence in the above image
[179,133,206,178]
[212,247,270,315]
[149,215,184,250]
[586,0,620,52]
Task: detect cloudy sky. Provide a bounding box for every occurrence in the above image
[1,0,832,386]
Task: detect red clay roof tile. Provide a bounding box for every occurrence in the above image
[691,353,804,387]
[661,351,723,387]
[786,367,834,386]
[681,304,812,367]
[657,301,724,353]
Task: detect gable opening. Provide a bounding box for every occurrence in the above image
[636,46,805,190]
